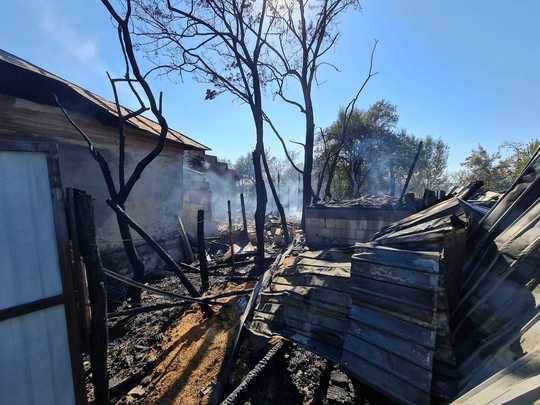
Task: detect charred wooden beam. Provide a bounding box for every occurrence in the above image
[107,201,212,315]
[198,210,210,293]
[221,340,286,405]
[108,302,184,318]
[240,193,249,241]
[178,215,195,264]
[228,200,235,271]
[400,141,423,202]
[103,268,223,305]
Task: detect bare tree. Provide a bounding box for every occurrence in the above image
[257,0,361,225]
[55,0,201,303]
[130,0,295,266]
[315,40,377,200]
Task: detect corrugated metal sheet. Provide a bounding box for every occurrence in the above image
[346,245,440,405]
[451,147,540,398]
[0,48,209,151]
[452,201,540,393]
[371,197,467,402]
[250,251,352,363]
[250,166,540,404]
[453,347,540,404]
[0,151,75,404]
[250,197,467,404]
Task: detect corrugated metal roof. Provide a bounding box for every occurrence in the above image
[0,49,209,151]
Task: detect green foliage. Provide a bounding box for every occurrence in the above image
[315,99,450,198]
[502,139,540,177]
[455,140,539,192]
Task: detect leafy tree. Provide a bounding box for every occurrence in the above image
[410,136,450,192]
[456,145,512,192]
[234,152,256,184]
[455,140,540,192]
[314,100,449,199]
[502,139,540,177]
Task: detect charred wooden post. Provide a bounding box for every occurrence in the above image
[107,201,213,316]
[178,215,195,264]
[95,281,109,401]
[423,189,437,208]
[74,191,109,405]
[240,193,248,241]
[227,200,235,270]
[399,140,424,202]
[197,210,210,293]
[65,188,91,349]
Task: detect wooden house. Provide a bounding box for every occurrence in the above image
[0,48,209,272]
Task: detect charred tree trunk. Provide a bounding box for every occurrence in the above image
[252,147,267,270]
[116,208,145,304]
[324,155,339,200]
[400,141,424,201]
[262,151,291,243]
[302,100,315,228]
[251,80,268,271]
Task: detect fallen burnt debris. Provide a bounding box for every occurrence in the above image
[247,149,540,404]
[94,212,290,404]
[304,191,454,249]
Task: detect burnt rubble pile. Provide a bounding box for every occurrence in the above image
[314,194,405,209]
[248,148,540,404]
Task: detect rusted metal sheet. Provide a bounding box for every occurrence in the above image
[251,167,540,404]
[251,197,466,404]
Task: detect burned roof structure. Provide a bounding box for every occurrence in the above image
[0,48,208,151]
[249,149,540,403]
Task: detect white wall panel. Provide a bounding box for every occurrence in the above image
[0,151,62,310]
[0,306,75,405]
[0,150,75,404]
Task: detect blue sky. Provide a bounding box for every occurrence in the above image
[1,0,539,172]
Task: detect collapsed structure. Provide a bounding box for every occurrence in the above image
[305,196,415,248]
[250,151,540,404]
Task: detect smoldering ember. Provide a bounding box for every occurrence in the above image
[1,1,539,405]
